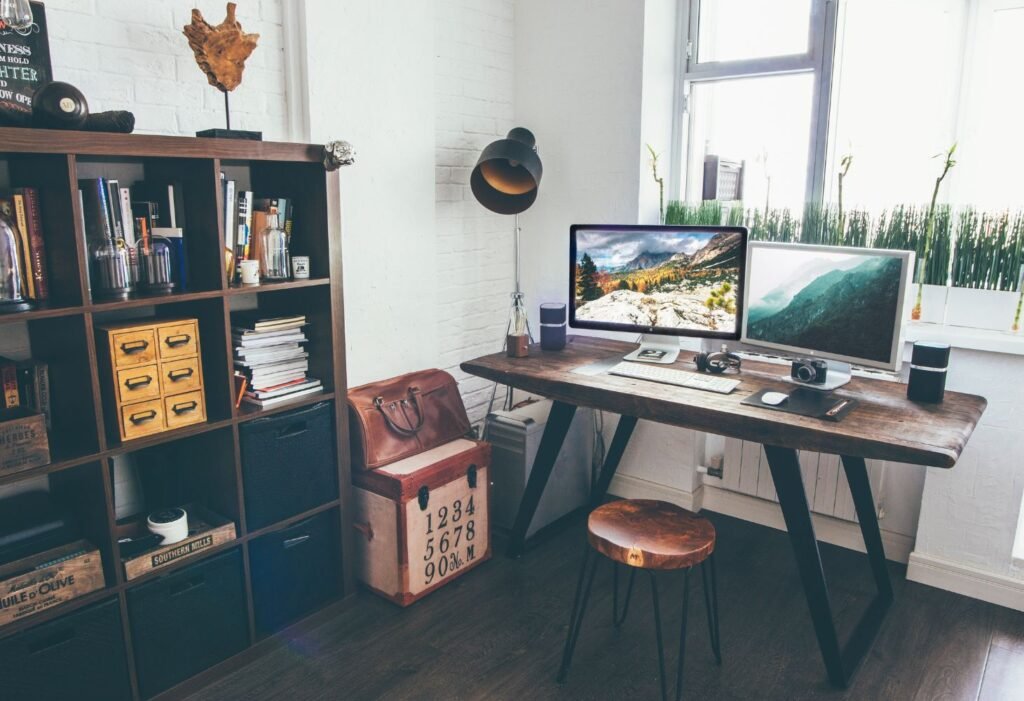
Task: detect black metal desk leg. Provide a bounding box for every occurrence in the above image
[506,400,577,558]
[591,415,638,506]
[764,445,893,688]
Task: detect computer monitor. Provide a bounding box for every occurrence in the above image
[569,224,748,363]
[741,242,914,374]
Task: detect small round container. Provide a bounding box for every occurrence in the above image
[147,507,189,545]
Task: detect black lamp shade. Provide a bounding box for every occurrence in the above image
[471,127,543,215]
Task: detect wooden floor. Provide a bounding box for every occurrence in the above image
[186,513,1024,701]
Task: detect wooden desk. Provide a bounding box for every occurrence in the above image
[461,335,986,688]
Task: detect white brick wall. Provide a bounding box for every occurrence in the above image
[42,0,289,139]
[434,0,516,422]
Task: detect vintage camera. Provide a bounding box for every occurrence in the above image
[791,358,828,385]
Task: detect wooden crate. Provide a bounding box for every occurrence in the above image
[96,318,207,442]
[0,540,105,627]
[117,504,236,580]
[353,438,490,606]
[0,411,49,475]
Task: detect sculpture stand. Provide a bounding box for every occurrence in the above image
[196,91,262,141]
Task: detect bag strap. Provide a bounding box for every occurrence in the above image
[374,387,424,436]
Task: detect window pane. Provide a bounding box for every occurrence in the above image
[826,0,964,211]
[698,0,812,63]
[686,73,814,211]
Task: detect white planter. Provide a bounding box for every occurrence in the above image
[945,288,1020,332]
[905,284,948,325]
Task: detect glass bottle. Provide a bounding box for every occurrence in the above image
[91,239,133,300]
[0,209,31,312]
[137,235,175,295]
[259,209,290,281]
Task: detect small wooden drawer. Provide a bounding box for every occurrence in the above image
[157,321,198,360]
[120,399,166,440]
[111,329,157,368]
[164,390,205,429]
[116,364,161,404]
[160,357,202,395]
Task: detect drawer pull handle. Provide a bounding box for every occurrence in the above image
[120,340,149,354]
[172,400,198,415]
[124,375,153,390]
[283,534,311,549]
[164,334,192,348]
[170,575,206,597]
[168,367,195,382]
[129,409,158,424]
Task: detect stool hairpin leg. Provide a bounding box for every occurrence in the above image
[702,554,722,664]
[648,572,669,701]
[612,563,637,628]
[675,568,691,701]
[557,547,601,683]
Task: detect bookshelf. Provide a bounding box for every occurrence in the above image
[0,127,352,700]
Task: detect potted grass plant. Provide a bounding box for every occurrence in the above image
[946,210,1024,331]
[911,145,956,322]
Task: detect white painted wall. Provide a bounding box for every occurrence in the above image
[43,0,289,138]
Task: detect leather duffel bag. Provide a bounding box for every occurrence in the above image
[347,369,471,470]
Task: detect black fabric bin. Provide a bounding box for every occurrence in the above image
[239,401,338,530]
[127,549,248,698]
[0,597,132,701]
[249,508,341,635]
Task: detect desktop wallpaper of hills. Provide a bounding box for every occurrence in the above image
[744,247,905,363]
[573,229,743,333]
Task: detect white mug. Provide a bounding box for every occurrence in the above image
[240,259,260,285]
[292,256,310,279]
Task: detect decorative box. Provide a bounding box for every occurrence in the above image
[353,438,491,606]
[0,539,105,627]
[0,411,49,475]
[116,503,236,581]
[96,318,207,441]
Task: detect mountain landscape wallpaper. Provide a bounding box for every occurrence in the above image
[744,247,905,363]
[573,229,743,333]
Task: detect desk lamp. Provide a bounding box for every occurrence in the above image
[471,127,543,412]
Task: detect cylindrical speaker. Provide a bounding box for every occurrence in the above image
[907,341,950,403]
[540,303,566,351]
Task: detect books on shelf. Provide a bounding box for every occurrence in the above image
[220,180,297,284]
[0,188,48,301]
[233,313,323,408]
[0,357,50,426]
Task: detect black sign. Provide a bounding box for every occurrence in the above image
[0,2,50,125]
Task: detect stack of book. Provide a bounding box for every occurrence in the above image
[232,314,323,408]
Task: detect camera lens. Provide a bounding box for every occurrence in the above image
[796,364,815,382]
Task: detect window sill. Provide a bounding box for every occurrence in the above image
[905,322,1024,357]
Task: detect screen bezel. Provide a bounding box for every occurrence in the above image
[568,224,748,341]
[740,241,915,372]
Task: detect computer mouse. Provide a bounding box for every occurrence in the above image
[762,391,789,406]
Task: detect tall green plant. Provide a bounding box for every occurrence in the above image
[837,153,853,237]
[912,144,957,320]
[647,144,665,224]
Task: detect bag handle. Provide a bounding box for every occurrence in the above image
[374,387,424,436]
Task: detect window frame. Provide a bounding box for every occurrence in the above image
[670,0,840,207]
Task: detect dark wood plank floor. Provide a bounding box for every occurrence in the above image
[186,513,1024,701]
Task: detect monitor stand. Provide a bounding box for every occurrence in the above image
[781,360,852,392]
[623,334,680,364]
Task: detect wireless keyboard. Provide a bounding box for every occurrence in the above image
[608,361,740,394]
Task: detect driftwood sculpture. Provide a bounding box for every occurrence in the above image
[183,2,259,93]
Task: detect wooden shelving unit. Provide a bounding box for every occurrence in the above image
[0,127,353,701]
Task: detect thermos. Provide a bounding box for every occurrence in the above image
[539,303,566,351]
[907,342,950,403]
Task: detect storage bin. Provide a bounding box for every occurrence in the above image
[249,508,341,635]
[239,401,338,530]
[126,549,248,698]
[0,597,132,701]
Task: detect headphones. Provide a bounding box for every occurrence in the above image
[694,347,742,375]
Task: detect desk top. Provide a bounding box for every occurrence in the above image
[461,336,986,468]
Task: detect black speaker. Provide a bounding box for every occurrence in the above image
[127,549,248,699]
[239,401,339,530]
[907,342,950,403]
[249,509,341,635]
[540,303,566,350]
[0,598,132,701]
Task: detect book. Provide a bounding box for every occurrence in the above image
[237,190,253,264]
[106,179,124,241]
[134,181,183,229]
[15,360,50,428]
[246,378,321,400]
[241,384,323,409]
[10,193,34,298]
[0,358,21,414]
[118,187,135,247]
[233,334,306,350]
[22,188,49,300]
[79,178,114,242]
[234,313,306,332]
[223,178,236,277]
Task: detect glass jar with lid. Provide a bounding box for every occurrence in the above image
[258,208,290,281]
[0,209,31,313]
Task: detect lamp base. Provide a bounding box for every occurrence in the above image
[196,128,263,141]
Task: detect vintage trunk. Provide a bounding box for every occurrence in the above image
[353,438,491,606]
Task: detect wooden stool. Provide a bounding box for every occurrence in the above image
[557,500,721,701]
